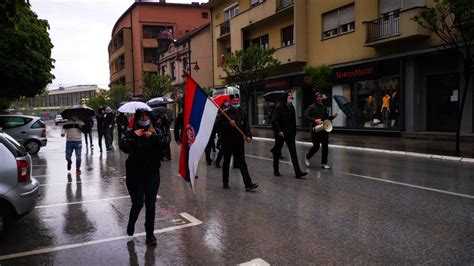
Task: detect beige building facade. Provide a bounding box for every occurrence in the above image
[207,0,473,134]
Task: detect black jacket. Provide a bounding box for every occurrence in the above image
[221,106,251,142]
[272,102,297,138]
[174,111,184,142]
[305,103,334,127]
[116,114,129,128]
[119,128,163,170]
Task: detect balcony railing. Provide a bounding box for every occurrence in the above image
[220,20,230,37]
[366,11,400,42]
[277,0,293,10]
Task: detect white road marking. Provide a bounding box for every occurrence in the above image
[35,195,161,209]
[245,154,292,165]
[341,172,474,199]
[239,258,270,266]
[0,212,202,261]
[39,176,125,187]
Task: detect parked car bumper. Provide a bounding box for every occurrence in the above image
[5,177,39,216]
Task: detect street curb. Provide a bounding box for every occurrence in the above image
[251,137,473,163]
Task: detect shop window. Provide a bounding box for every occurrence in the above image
[333,76,400,129]
[281,25,294,47]
[322,4,355,39]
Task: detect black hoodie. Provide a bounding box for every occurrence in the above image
[271,91,297,138]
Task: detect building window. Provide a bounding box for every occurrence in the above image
[322,4,355,39]
[143,25,173,39]
[171,62,176,80]
[161,65,166,76]
[182,57,188,71]
[251,34,269,49]
[281,25,294,47]
[143,48,156,63]
[224,3,239,20]
[202,12,208,18]
[251,0,264,7]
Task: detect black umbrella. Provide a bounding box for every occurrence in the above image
[263,90,286,103]
[333,95,356,127]
[61,104,95,120]
[146,97,174,108]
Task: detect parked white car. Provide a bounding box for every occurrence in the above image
[0,130,39,236]
[0,115,47,154]
[54,114,65,125]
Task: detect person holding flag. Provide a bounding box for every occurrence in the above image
[221,94,258,191]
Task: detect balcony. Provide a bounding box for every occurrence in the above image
[277,0,293,11]
[273,43,306,64]
[219,20,230,38]
[364,7,429,47]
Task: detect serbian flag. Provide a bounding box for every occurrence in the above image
[179,76,218,189]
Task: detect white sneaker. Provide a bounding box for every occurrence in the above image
[321,164,331,170]
[304,157,310,167]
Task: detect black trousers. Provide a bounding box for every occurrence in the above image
[272,135,303,175]
[306,131,329,164]
[98,129,109,150]
[222,139,252,187]
[83,131,92,146]
[125,163,160,236]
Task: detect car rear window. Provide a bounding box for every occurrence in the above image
[0,117,32,129]
[0,133,28,157]
[31,119,46,128]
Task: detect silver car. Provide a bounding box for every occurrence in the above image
[0,115,47,154]
[0,130,40,236]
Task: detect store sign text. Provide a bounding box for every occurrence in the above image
[335,67,375,81]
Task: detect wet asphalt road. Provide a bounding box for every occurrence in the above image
[0,123,473,265]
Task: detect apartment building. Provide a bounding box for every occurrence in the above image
[108,0,210,97]
[157,23,213,91]
[207,0,473,134]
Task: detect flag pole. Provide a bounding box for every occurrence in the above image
[183,70,248,139]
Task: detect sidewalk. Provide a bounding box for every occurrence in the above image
[251,127,474,161]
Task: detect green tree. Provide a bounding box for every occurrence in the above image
[84,90,108,112]
[414,0,474,156]
[222,44,280,115]
[0,0,55,101]
[108,84,130,109]
[142,72,174,100]
[304,65,333,94]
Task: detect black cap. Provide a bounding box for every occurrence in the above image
[230,94,240,100]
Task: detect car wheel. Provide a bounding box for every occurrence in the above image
[0,203,13,237]
[25,140,41,154]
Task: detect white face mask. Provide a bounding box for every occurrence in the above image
[138,119,150,127]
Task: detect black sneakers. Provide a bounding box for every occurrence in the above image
[146,235,157,246]
[295,172,308,179]
[223,183,229,189]
[245,183,259,192]
[274,171,282,176]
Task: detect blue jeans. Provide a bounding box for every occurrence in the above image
[66,141,82,168]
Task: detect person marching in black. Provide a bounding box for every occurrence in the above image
[304,92,338,169]
[119,108,163,246]
[96,107,109,153]
[105,107,115,150]
[214,99,229,168]
[221,94,258,191]
[174,110,184,145]
[116,112,129,141]
[271,91,308,179]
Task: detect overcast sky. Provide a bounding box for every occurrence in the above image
[29,0,207,90]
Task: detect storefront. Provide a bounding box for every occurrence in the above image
[249,74,313,128]
[331,59,402,131]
